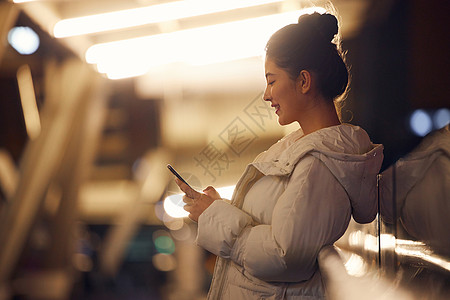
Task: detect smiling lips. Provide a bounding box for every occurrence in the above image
[271,103,280,114]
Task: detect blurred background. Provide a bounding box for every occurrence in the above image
[0,0,448,299]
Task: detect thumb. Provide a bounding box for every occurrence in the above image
[203,186,221,200]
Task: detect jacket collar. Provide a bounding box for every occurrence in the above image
[250,124,382,176]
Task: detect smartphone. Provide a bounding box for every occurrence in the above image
[167,164,193,189]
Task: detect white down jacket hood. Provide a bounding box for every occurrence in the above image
[197,124,384,299]
[251,124,384,224]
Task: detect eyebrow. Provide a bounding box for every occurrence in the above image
[265,72,276,78]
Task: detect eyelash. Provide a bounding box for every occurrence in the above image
[268,81,275,86]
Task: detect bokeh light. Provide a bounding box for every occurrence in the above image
[164,194,189,218]
[433,108,450,129]
[164,217,184,231]
[409,109,432,137]
[163,185,235,219]
[154,236,175,254]
[152,253,177,272]
[152,230,175,254]
[8,26,40,55]
[344,254,367,277]
[170,223,193,241]
[154,201,166,221]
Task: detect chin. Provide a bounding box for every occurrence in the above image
[278,118,293,126]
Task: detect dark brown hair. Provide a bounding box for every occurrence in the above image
[265,12,349,102]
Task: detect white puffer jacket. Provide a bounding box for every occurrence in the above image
[380,125,449,256]
[196,124,384,299]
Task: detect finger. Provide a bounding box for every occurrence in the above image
[175,178,201,199]
[182,195,194,204]
[183,203,193,212]
[203,186,221,199]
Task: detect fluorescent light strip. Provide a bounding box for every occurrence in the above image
[86,7,326,79]
[395,242,450,272]
[53,0,283,38]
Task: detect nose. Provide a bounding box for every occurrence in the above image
[263,85,271,102]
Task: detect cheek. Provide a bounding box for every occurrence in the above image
[271,84,284,98]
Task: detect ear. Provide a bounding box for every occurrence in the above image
[297,70,312,94]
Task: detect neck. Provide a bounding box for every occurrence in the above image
[297,96,341,136]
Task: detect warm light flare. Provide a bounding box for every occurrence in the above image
[12,0,37,3]
[53,0,283,38]
[86,7,326,79]
[163,185,235,219]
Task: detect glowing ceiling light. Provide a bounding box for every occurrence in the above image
[8,26,40,55]
[54,0,283,38]
[163,185,235,219]
[86,7,326,79]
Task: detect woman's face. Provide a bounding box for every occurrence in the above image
[263,57,304,126]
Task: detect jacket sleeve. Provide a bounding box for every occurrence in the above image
[196,156,352,282]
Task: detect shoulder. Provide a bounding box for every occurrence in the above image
[289,154,331,184]
[254,128,304,163]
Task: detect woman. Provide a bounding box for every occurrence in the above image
[176,11,384,299]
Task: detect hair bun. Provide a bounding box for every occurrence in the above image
[298,12,339,43]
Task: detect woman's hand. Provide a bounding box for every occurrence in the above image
[175,178,221,222]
